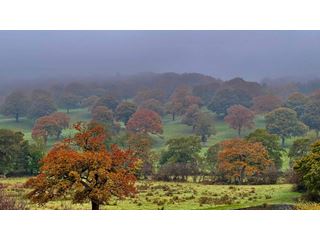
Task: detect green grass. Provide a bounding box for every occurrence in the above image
[0,108,303,170]
[0,178,300,210]
[0,108,308,209]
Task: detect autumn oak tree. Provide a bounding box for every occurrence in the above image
[26,122,140,210]
[181,104,200,131]
[252,95,282,114]
[28,89,57,119]
[32,112,70,144]
[224,105,255,136]
[91,106,114,124]
[166,86,201,121]
[140,98,165,116]
[216,138,276,184]
[246,129,284,170]
[126,108,163,135]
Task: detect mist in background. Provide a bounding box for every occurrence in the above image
[1,31,320,83]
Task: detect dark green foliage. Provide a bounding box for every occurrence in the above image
[160,136,202,165]
[285,92,308,118]
[59,94,81,113]
[246,129,284,170]
[158,136,202,181]
[115,101,137,124]
[0,130,29,176]
[1,91,30,122]
[25,140,45,175]
[205,143,220,175]
[94,95,119,111]
[194,112,216,142]
[265,107,308,146]
[288,138,313,166]
[302,99,320,137]
[208,88,252,117]
[192,82,221,104]
[294,141,320,200]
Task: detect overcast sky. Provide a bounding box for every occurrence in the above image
[0,31,320,82]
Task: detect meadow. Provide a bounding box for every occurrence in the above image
[0,177,300,210]
[0,107,310,209]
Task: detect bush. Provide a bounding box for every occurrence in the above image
[155,162,199,182]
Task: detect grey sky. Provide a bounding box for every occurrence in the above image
[0,31,319,82]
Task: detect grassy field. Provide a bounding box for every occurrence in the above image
[0,107,304,170]
[0,178,300,210]
[0,107,313,210]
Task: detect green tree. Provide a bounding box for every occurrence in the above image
[265,107,308,146]
[115,101,137,124]
[294,141,320,200]
[246,129,284,170]
[93,95,119,111]
[204,143,220,177]
[59,94,81,113]
[208,88,252,118]
[0,129,28,176]
[25,139,45,175]
[158,136,202,181]
[1,91,30,122]
[194,112,216,143]
[285,92,308,118]
[288,138,313,166]
[302,99,320,137]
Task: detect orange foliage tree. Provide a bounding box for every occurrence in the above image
[31,112,70,143]
[252,95,282,114]
[224,104,255,136]
[126,108,163,135]
[166,86,201,120]
[91,106,114,124]
[216,138,276,184]
[26,122,140,210]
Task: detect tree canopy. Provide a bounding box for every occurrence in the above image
[1,91,30,122]
[224,104,255,136]
[26,122,140,210]
[265,107,308,146]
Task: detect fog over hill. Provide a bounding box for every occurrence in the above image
[1,31,320,85]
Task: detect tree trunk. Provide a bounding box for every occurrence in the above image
[15,113,19,122]
[281,137,285,147]
[238,127,241,137]
[56,131,61,140]
[172,113,175,121]
[91,200,100,210]
[67,108,70,114]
